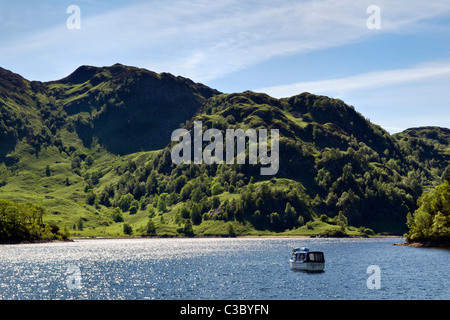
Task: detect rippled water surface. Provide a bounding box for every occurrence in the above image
[0,237,448,300]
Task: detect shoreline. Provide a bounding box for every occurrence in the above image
[68,234,403,240]
[394,241,450,248]
[0,234,406,244]
[0,238,73,245]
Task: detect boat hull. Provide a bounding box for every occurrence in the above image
[290,261,325,272]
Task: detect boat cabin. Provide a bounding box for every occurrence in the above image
[291,247,325,263]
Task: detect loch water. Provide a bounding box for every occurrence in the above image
[0,237,448,300]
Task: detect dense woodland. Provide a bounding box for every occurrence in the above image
[406,173,450,244]
[1,64,449,240]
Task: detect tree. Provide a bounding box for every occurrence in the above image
[0,200,59,242]
[118,193,134,212]
[270,212,282,230]
[71,157,81,169]
[131,199,139,210]
[444,165,450,183]
[139,196,147,210]
[129,206,138,215]
[123,223,133,235]
[182,219,194,237]
[211,181,223,195]
[179,205,190,220]
[85,155,94,166]
[148,207,156,218]
[326,192,338,208]
[112,208,124,222]
[228,223,236,237]
[212,196,220,209]
[284,202,297,227]
[334,211,348,227]
[98,191,111,207]
[191,187,203,203]
[431,211,449,238]
[226,199,238,221]
[77,217,84,231]
[86,190,96,205]
[297,215,305,226]
[407,179,450,243]
[191,203,202,225]
[145,220,156,236]
[157,193,167,212]
[311,194,322,209]
[45,165,51,177]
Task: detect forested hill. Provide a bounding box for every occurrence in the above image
[0,64,449,238]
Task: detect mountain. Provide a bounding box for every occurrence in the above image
[146,91,448,233]
[1,64,449,239]
[52,64,219,154]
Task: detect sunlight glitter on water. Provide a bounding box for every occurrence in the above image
[0,237,448,300]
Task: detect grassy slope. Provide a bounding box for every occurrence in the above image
[0,140,366,237]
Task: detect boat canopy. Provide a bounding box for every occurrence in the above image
[293,247,309,252]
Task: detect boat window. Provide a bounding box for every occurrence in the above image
[308,252,324,262]
[292,253,306,261]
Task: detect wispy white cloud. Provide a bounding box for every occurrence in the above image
[256,61,450,98]
[1,0,450,82]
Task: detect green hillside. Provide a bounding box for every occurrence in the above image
[1,64,449,240]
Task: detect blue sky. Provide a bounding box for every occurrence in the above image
[1,0,449,133]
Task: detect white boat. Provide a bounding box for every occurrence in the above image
[290,247,325,272]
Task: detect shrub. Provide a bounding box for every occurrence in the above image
[228,224,236,237]
[129,206,138,215]
[211,182,223,195]
[77,218,84,231]
[118,193,134,212]
[85,155,94,166]
[145,220,156,236]
[178,219,194,237]
[112,208,124,222]
[45,165,51,177]
[86,191,96,205]
[123,223,133,235]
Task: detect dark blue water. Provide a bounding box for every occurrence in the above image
[0,237,448,300]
